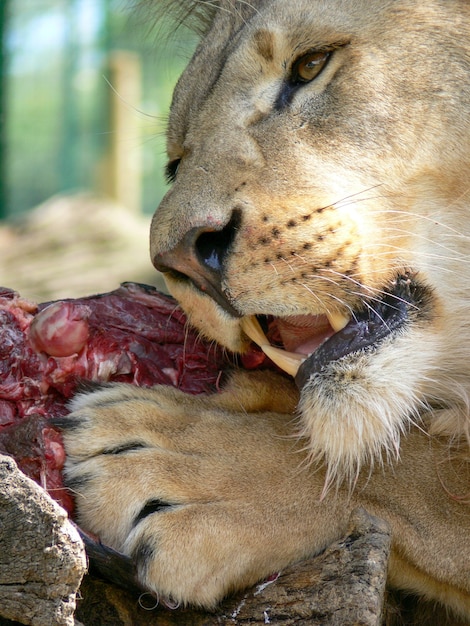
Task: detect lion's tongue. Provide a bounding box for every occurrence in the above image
[275,315,336,354]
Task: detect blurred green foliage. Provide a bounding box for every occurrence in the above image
[3,0,197,218]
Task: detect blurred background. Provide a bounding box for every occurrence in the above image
[0,0,197,301]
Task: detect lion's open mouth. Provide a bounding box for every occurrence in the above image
[241,274,426,388]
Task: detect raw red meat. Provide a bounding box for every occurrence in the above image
[0,283,230,514]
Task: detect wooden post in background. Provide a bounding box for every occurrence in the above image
[106,50,142,213]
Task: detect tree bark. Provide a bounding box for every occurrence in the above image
[0,455,86,626]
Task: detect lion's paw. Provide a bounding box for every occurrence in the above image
[58,383,336,607]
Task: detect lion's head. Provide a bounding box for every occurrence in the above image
[149,0,470,482]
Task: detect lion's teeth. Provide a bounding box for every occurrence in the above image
[260,345,304,377]
[326,311,350,332]
[241,316,303,377]
[240,316,269,347]
[240,312,347,378]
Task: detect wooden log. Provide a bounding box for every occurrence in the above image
[0,455,86,626]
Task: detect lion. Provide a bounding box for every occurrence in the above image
[59,0,470,621]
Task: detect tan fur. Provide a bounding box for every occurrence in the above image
[62,0,470,618]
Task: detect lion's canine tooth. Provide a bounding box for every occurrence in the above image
[240,316,269,347]
[326,311,350,333]
[241,316,303,377]
[261,345,304,377]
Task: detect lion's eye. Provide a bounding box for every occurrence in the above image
[165,159,181,184]
[291,50,330,84]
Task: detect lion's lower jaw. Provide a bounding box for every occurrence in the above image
[297,344,437,489]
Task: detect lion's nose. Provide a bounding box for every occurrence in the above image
[152,210,242,317]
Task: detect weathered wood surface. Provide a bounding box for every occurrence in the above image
[0,455,86,626]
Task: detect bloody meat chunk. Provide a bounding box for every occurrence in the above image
[0,283,230,513]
